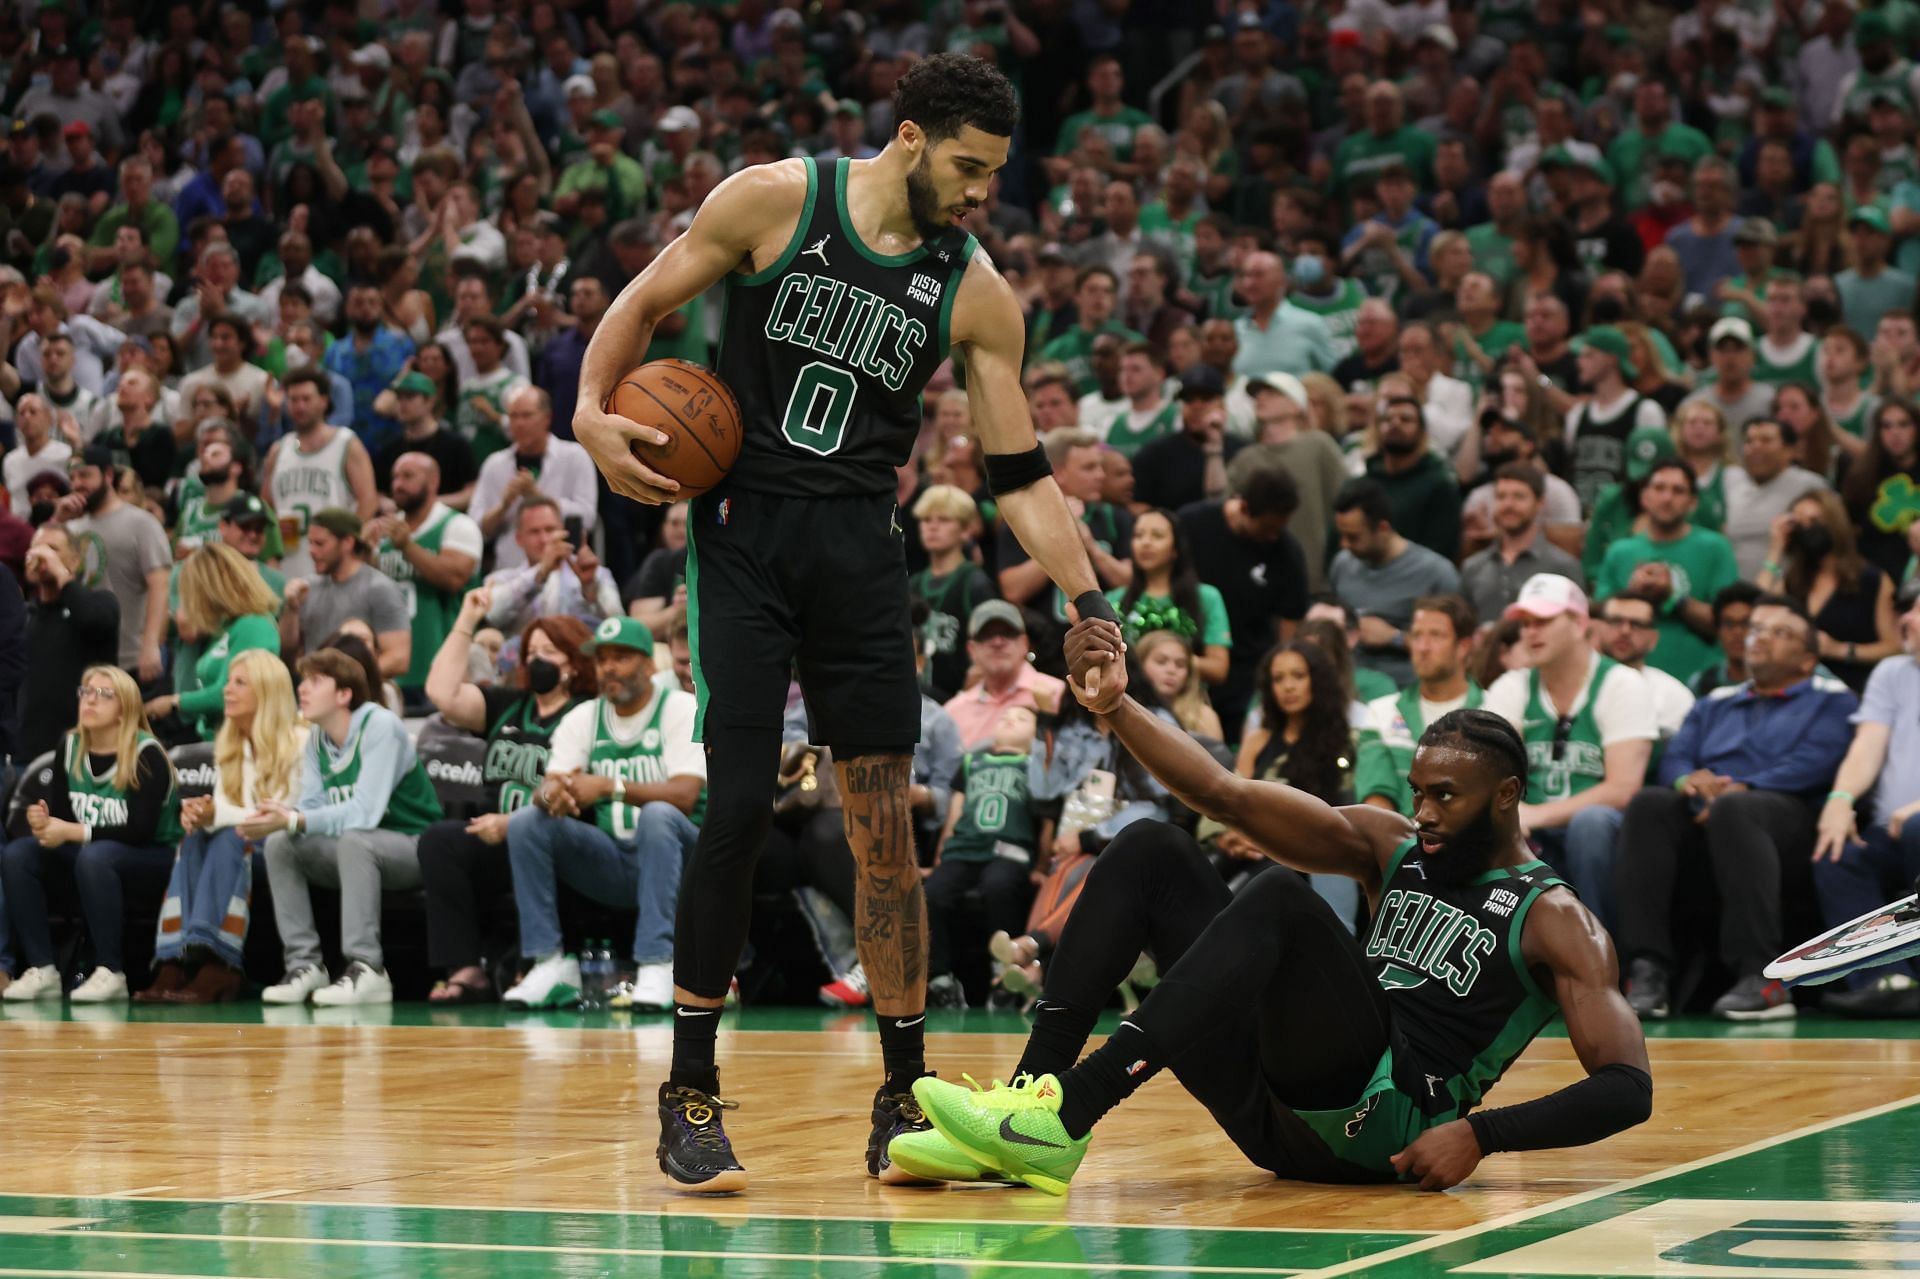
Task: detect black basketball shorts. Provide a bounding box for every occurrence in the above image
[684,481,921,751]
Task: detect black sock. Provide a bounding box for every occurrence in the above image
[1057,1021,1160,1140]
[875,1009,927,1093]
[669,1004,721,1096]
[1016,996,1101,1080]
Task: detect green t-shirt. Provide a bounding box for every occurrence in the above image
[584,692,707,831]
[943,749,1036,863]
[456,368,526,460]
[1334,126,1437,195]
[1103,401,1178,457]
[556,153,648,224]
[1463,224,1518,286]
[1053,105,1156,160]
[1516,658,1618,803]
[1106,583,1232,650]
[1138,201,1203,271]
[64,730,181,847]
[1289,279,1369,361]
[1187,263,1241,323]
[1354,684,1485,816]
[648,292,709,365]
[315,714,443,835]
[1755,335,1820,387]
[1607,122,1714,210]
[176,613,281,741]
[375,504,480,689]
[1455,320,1528,393]
[1038,321,1146,397]
[1595,526,1739,680]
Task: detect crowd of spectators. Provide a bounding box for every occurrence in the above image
[1,0,1919,1018]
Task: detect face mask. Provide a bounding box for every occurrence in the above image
[1291,254,1325,288]
[28,500,54,525]
[525,657,563,694]
[1482,447,1519,470]
[285,345,311,369]
[1788,523,1834,561]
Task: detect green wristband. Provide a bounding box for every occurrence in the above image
[1828,790,1855,805]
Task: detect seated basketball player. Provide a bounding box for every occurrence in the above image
[893,616,1653,1194]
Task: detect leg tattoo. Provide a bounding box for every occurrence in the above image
[838,755,927,1015]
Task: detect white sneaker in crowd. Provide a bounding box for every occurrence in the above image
[262,965,329,1005]
[503,954,581,1009]
[69,967,128,1003]
[311,960,393,1006]
[3,965,61,1002]
[629,962,674,1011]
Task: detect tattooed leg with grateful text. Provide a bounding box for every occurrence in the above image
[837,753,929,1089]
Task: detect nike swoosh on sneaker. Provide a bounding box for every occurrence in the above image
[999,1115,1064,1148]
[894,1015,926,1028]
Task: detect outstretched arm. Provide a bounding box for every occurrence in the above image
[1392,891,1652,1191]
[572,160,810,505]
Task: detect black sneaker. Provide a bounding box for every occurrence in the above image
[658,1083,748,1194]
[1825,973,1920,1019]
[868,1080,938,1184]
[926,973,968,1010]
[1625,958,1670,1020]
[1712,973,1796,1021]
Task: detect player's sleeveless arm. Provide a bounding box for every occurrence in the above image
[1465,1063,1652,1154]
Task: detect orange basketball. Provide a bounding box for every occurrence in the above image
[605,358,743,501]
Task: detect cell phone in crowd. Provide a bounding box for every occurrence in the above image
[564,515,585,550]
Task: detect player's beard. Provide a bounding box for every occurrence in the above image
[905,153,957,242]
[1413,799,1503,888]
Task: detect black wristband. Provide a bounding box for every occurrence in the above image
[1465,1062,1652,1154]
[984,444,1053,496]
[1073,590,1120,626]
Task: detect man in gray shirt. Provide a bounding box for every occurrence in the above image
[1246,378,1347,590]
[1461,465,1585,625]
[280,508,413,681]
[1720,417,1828,580]
[59,443,171,684]
[1810,579,1920,1017]
[1329,478,1461,684]
[1679,318,1776,432]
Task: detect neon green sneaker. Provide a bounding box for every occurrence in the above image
[886,1126,1012,1184]
[911,1073,1090,1196]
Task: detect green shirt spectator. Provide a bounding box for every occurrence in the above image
[1593,462,1741,681]
[1607,92,1714,211]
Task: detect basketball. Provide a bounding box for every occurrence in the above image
[605,358,743,500]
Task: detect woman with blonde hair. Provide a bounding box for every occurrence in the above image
[1,666,180,1003]
[142,651,306,1003]
[145,543,281,741]
[1297,371,1348,439]
[1133,630,1224,741]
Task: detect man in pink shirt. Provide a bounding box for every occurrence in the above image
[942,601,1065,751]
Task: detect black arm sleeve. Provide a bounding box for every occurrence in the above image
[86,742,173,846]
[66,581,122,642]
[44,739,75,824]
[1466,1062,1653,1155]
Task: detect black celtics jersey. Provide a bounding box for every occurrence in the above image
[1362,839,1565,1118]
[718,157,978,497]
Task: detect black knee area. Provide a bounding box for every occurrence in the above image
[829,742,916,761]
[1094,820,1204,886]
[1233,864,1323,916]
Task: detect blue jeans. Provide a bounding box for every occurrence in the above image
[1812,822,1920,990]
[1531,806,1626,930]
[506,803,698,966]
[1,835,173,972]
[1308,873,1361,935]
[155,828,255,967]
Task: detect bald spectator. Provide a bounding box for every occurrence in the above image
[1331,298,1402,393]
[472,387,600,570]
[1231,251,1335,378]
[368,453,484,699]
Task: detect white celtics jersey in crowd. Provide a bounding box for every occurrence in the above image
[269,427,353,579]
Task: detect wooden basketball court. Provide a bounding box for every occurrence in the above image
[4,1003,1919,1276]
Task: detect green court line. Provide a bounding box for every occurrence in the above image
[1293,1093,1920,1277]
[0,1196,1420,1278]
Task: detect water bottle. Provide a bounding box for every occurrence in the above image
[580,941,611,1010]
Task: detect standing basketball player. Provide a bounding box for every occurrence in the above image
[573,54,1125,1193]
[896,624,1652,1194]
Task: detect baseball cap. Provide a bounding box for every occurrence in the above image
[563,73,595,99]
[588,108,624,131]
[395,371,436,397]
[309,507,362,540]
[1849,204,1892,234]
[658,105,701,133]
[1573,324,1637,379]
[1176,364,1226,400]
[76,442,117,470]
[968,599,1027,639]
[1855,9,1892,43]
[1328,27,1362,48]
[62,120,90,140]
[1759,86,1795,109]
[220,492,272,526]
[831,98,863,119]
[1504,574,1590,622]
[1709,316,1755,348]
[1575,153,1614,184]
[1417,23,1457,50]
[1539,145,1577,171]
[1235,10,1265,29]
[1733,217,1778,246]
[1624,424,1676,481]
[1246,372,1308,408]
[582,614,657,656]
[349,43,391,69]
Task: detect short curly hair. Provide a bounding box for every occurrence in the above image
[893,52,1019,143]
